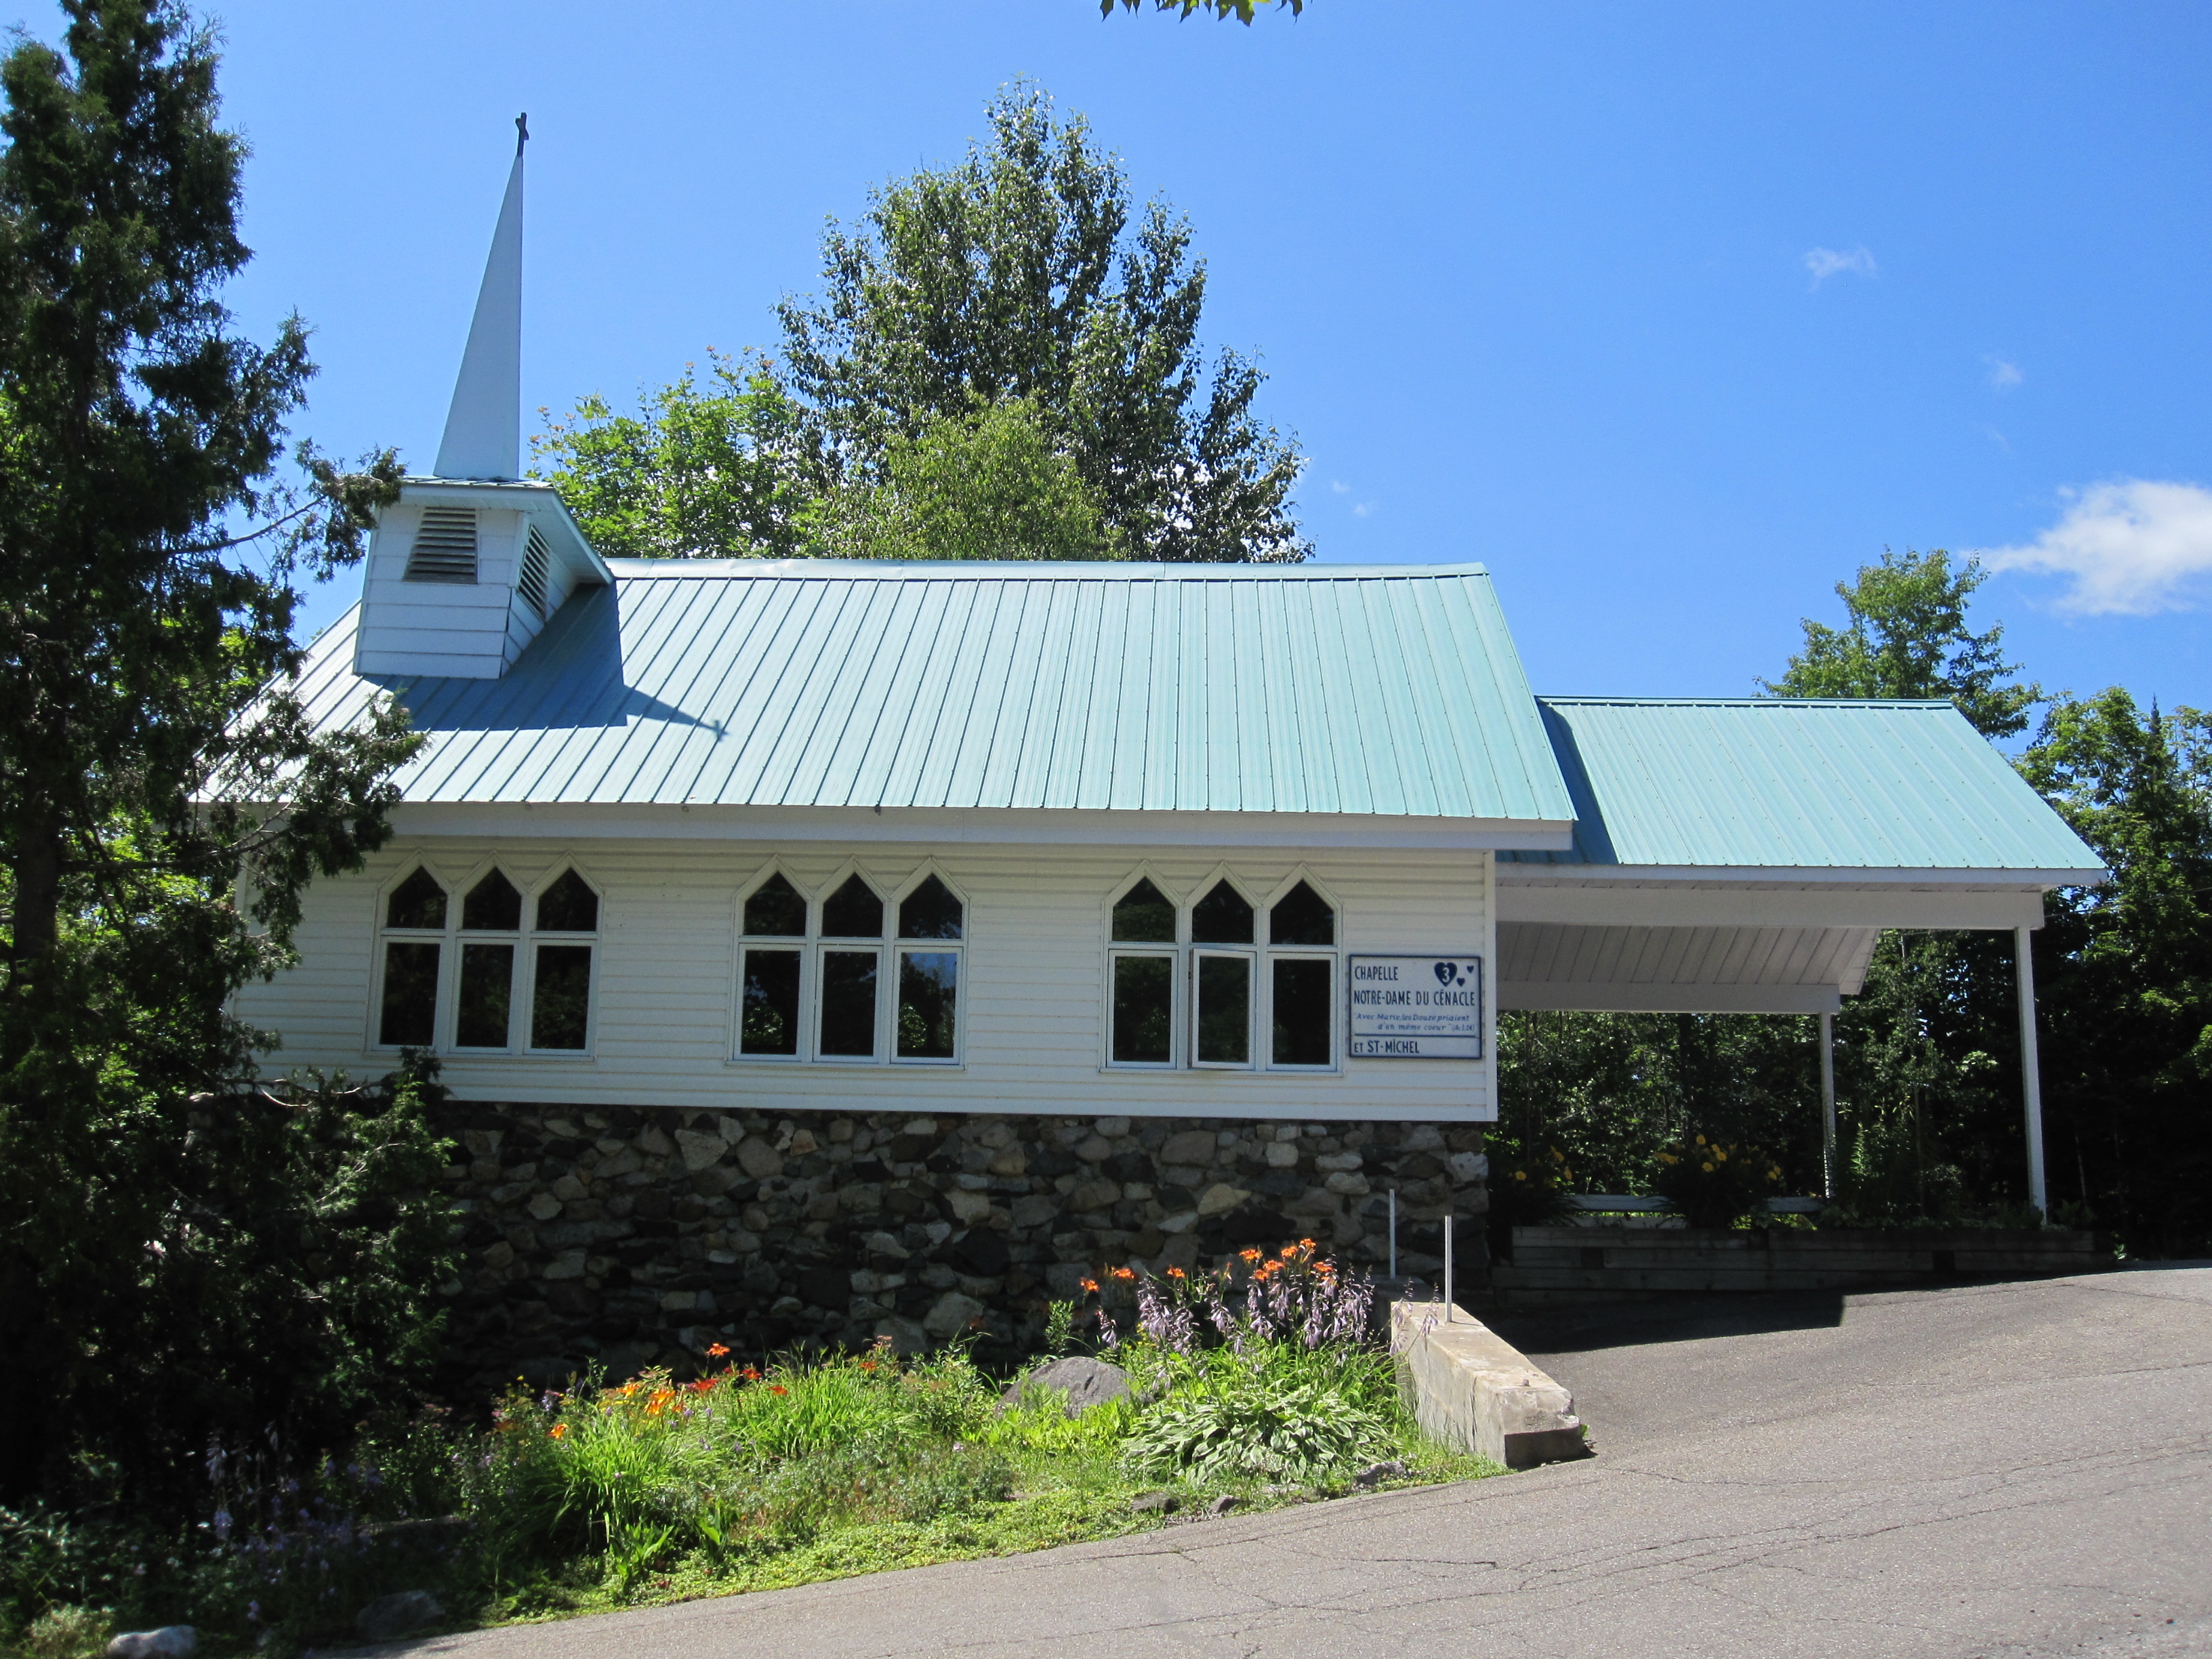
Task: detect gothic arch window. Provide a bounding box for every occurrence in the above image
[371,863,598,1056]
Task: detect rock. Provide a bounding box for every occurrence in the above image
[787,1128,818,1156]
[1208,1493,1241,1516]
[1325,1171,1372,1196]
[1130,1490,1179,1515]
[1160,1130,1216,1166]
[1351,1459,1408,1488]
[541,1249,586,1280]
[1265,1141,1300,1168]
[735,1135,783,1180]
[1158,1209,1199,1234]
[1315,1151,1364,1173]
[922,1290,987,1339]
[1400,1125,1446,1152]
[105,1628,196,1659]
[1195,1183,1250,1217]
[674,1129,725,1172]
[1000,1354,1132,1417]
[987,1145,1027,1176]
[354,1591,445,1643]
[1067,1179,1121,1214]
[948,1188,994,1223]
[1094,1115,1132,1139]
[1448,1150,1489,1183]
[1010,1194,1061,1229]
[716,1113,745,1144]
[634,1124,673,1157]
[526,1191,563,1222]
[1044,1262,1092,1296]
[872,1314,931,1354]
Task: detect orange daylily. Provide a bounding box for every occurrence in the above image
[707,1343,730,1358]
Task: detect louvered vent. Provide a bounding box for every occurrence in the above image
[404,507,479,583]
[517,523,551,620]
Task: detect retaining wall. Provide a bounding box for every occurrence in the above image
[432,1101,1491,1402]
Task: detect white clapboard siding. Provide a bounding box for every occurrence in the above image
[234,840,1497,1122]
[356,503,541,680]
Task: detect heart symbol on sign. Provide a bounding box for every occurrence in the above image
[1434,962,1454,985]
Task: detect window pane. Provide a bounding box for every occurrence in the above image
[531,945,593,1050]
[897,875,963,939]
[739,947,801,1055]
[386,869,447,930]
[1191,880,1253,944]
[743,872,806,937]
[1111,878,1175,942]
[1112,955,1172,1064]
[462,869,522,931]
[1195,955,1252,1065]
[457,942,515,1048]
[819,949,879,1056]
[1272,958,1333,1066]
[536,869,599,933]
[1269,880,1335,946]
[379,941,440,1046]
[897,951,959,1060]
[823,875,884,938]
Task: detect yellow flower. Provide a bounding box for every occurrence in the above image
[1700,1162,1715,1173]
[1514,1170,1528,1181]
[1695,1134,1706,1146]
[1714,1149,1727,1163]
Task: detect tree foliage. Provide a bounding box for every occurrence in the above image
[539,82,1309,565]
[802,396,1114,562]
[1102,0,1305,20]
[0,1,443,1509]
[1761,547,2040,739]
[531,350,810,559]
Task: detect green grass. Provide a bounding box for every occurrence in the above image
[2,1338,1507,1657]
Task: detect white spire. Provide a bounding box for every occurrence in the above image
[433,116,527,480]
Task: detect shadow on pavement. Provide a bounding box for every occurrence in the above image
[1479,1288,1848,1358]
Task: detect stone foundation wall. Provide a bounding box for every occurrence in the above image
[434,1103,1490,1401]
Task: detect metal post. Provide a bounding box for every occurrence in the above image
[1388,1188,1398,1279]
[1442,1210,1454,1322]
[2015,926,2049,1216]
[1819,1011,1838,1200]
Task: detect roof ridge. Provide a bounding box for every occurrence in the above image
[602,558,1495,581]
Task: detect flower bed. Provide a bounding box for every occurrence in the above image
[2,1248,1500,1656]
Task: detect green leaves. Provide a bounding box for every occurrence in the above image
[1101,0,1307,22]
[1761,548,2039,738]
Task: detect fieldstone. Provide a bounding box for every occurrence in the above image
[1000,1354,1133,1416]
[1325,1171,1372,1196]
[480,1240,515,1269]
[550,1172,588,1202]
[1158,1209,1199,1234]
[1448,1151,1489,1183]
[1400,1125,1446,1151]
[922,1290,986,1339]
[1068,1179,1121,1213]
[674,1129,725,1172]
[716,1113,746,1144]
[526,1191,562,1223]
[872,1314,930,1354]
[1160,1130,1216,1166]
[1196,1183,1250,1216]
[787,1128,819,1156]
[1130,1490,1179,1515]
[1010,1194,1061,1229]
[1315,1151,1363,1173]
[948,1189,994,1223]
[735,1135,783,1180]
[542,1250,586,1281]
[987,1145,1027,1176]
[1351,1459,1408,1488]
[106,1628,196,1659]
[634,1124,673,1157]
[1265,1141,1300,1168]
[1208,1493,1241,1516]
[1076,1136,1114,1164]
[1044,1262,1092,1296]
[354,1591,445,1643]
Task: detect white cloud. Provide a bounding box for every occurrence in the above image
[1351,502,1374,518]
[1330,479,1350,494]
[1803,245,1877,285]
[1986,356,2023,390]
[1978,480,2212,615]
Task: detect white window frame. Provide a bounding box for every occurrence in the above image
[734,867,813,1063]
[1189,947,1258,1070]
[521,867,602,1059]
[367,859,600,1059]
[1259,869,1343,1073]
[1105,947,1180,1069]
[728,865,968,1069]
[1102,869,1185,1070]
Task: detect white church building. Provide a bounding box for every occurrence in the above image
[236,134,2101,1332]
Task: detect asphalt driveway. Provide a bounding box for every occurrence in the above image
[380,1266,2212,1659]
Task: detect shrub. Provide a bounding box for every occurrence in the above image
[1651,1134,1782,1229]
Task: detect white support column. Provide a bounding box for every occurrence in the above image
[1819,1011,1838,1200]
[2015,926,2049,1216]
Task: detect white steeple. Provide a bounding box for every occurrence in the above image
[433,115,527,480]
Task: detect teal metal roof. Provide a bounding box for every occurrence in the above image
[1509,697,2104,873]
[295,560,1576,821]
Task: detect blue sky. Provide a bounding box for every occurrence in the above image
[73,1,2212,710]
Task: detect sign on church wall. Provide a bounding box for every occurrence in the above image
[1347,956,1484,1058]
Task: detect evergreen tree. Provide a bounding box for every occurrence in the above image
[0,1,443,1509]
